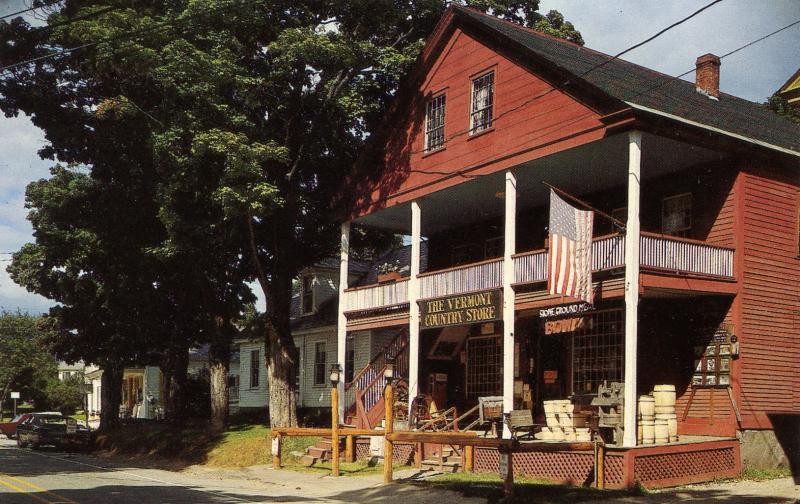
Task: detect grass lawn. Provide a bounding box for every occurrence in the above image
[738,466,793,481]
[205,424,319,468]
[415,472,638,504]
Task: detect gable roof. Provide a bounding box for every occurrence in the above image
[451,6,800,155]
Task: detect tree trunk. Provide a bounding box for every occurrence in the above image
[208,324,231,431]
[265,265,298,428]
[99,361,123,430]
[167,348,189,423]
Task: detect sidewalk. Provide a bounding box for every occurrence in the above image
[179,463,798,504]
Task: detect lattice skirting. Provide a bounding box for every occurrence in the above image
[354,439,414,465]
[474,440,740,489]
[474,448,596,485]
[633,445,739,487]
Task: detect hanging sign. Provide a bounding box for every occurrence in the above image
[10,392,20,399]
[271,437,280,456]
[420,289,501,329]
[66,418,77,435]
[538,302,593,319]
[499,451,510,479]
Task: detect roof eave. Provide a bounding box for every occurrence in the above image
[625,101,800,159]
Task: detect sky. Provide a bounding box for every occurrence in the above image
[1,0,799,315]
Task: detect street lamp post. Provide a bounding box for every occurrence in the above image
[330,363,342,476]
[84,381,93,433]
[383,359,395,484]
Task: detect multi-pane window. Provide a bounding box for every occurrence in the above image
[301,276,314,314]
[250,349,260,388]
[314,342,327,386]
[662,193,692,236]
[425,94,446,152]
[345,336,355,384]
[470,72,494,134]
[465,335,503,400]
[572,309,624,394]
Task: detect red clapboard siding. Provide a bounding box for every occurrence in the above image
[737,169,800,428]
[706,173,736,248]
[371,28,605,209]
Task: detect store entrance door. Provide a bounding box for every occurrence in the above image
[535,334,569,411]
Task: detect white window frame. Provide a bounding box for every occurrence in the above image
[470,71,494,134]
[661,193,692,236]
[424,93,446,152]
[313,342,327,387]
[250,349,260,388]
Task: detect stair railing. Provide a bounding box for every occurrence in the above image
[344,329,409,414]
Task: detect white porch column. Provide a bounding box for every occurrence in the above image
[337,221,350,419]
[623,131,642,447]
[408,201,422,415]
[502,171,517,438]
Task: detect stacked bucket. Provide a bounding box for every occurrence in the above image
[537,400,591,442]
[638,384,678,445]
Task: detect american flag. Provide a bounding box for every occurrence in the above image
[548,189,594,303]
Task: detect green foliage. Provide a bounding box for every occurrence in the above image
[45,374,85,415]
[0,311,58,408]
[766,94,800,125]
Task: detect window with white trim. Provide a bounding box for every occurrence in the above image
[313,342,327,386]
[301,275,314,314]
[661,193,692,236]
[470,72,494,134]
[250,350,260,388]
[424,94,446,152]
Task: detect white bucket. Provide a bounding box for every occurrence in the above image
[638,395,655,417]
[654,405,675,415]
[576,428,591,442]
[544,401,556,414]
[654,418,669,444]
[653,384,676,407]
[551,427,565,441]
[641,419,655,445]
[557,413,573,427]
[545,413,558,427]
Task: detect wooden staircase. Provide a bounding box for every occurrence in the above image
[343,329,409,429]
[420,445,463,473]
[300,437,343,466]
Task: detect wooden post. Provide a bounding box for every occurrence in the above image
[332,385,340,476]
[595,442,605,489]
[623,130,642,448]
[500,445,514,499]
[345,435,354,463]
[337,222,350,421]
[502,171,517,438]
[407,201,421,417]
[383,380,394,484]
[464,445,474,473]
[414,442,422,469]
[272,433,282,469]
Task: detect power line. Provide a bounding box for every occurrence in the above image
[409,1,726,155]
[576,0,724,80]
[407,16,800,176]
[0,1,62,21]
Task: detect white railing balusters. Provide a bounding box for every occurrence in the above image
[343,235,734,313]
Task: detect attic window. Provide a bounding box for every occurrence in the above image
[470,71,494,134]
[301,275,314,314]
[425,93,446,152]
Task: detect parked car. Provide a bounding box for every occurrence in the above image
[16,414,89,450]
[0,413,33,439]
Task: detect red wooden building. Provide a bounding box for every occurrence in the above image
[332,6,799,487]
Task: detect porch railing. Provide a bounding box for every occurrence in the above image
[342,234,733,313]
[640,232,734,278]
[342,278,409,312]
[419,258,503,299]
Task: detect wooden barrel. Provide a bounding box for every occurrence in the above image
[653,384,676,407]
[654,418,669,444]
[638,395,655,417]
[641,418,655,445]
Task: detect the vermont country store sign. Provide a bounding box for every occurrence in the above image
[421,289,502,329]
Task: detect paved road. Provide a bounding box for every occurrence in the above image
[2,437,797,503]
[0,437,482,504]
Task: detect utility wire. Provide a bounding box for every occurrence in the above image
[407,16,800,176]
[0,0,62,21]
[408,0,726,155]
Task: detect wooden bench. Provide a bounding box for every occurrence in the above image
[504,409,539,440]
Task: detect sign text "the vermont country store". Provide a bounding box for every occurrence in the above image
[421,289,501,329]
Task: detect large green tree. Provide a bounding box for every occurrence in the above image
[2,0,580,427]
[0,311,57,415]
